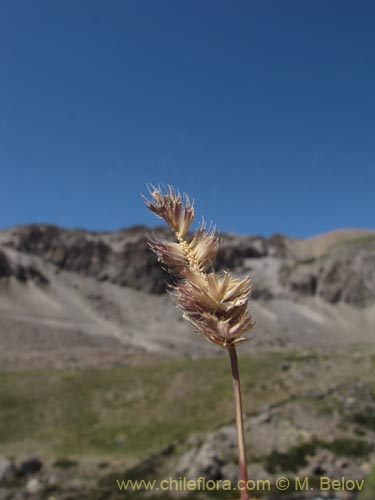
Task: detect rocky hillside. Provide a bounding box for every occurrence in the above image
[0,224,374,367]
[0,349,373,500]
[0,225,374,500]
[1,224,374,304]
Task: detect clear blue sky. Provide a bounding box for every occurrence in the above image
[1,0,374,237]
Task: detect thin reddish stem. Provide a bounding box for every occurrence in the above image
[228,345,249,500]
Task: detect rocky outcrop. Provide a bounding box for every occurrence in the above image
[280,240,375,307]
[216,233,295,270]
[5,224,170,293]
[1,224,374,306]
[299,448,366,480]
[111,238,169,293]
[0,250,12,278]
[317,251,375,307]
[0,248,49,285]
[175,428,237,480]
[15,225,112,275]
[1,225,297,296]
[280,261,319,296]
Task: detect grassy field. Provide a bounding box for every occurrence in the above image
[0,351,290,459]
[0,348,374,500]
[0,348,373,461]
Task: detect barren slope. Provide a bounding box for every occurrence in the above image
[0,224,374,368]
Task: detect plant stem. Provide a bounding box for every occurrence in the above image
[228,345,249,500]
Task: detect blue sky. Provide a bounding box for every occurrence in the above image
[1,0,374,237]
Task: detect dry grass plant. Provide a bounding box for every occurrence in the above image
[143,184,255,500]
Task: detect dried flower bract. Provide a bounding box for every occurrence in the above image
[144,184,254,348]
[144,184,195,238]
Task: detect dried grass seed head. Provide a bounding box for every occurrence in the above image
[143,184,254,348]
[144,184,194,238]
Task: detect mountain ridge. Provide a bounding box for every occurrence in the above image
[0,224,374,368]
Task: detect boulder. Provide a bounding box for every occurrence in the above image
[175,427,237,480]
[17,456,42,476]
[0,457,14,483]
